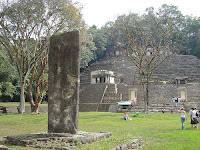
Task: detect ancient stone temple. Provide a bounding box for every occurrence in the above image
[80,52,200,113]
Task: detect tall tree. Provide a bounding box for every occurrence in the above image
[88,25,108,60]
[80,26,97,68]
[184,16,200,57]
[117,11,177,113]
[0,0,85,113]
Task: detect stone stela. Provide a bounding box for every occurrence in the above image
[48,31,80,134]
[4,31,113,149]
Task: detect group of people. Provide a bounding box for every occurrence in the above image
[178,107,199,130]
[172,97,181,103]
[123,107,200,130]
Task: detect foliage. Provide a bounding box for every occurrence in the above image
[1,112,200,150]
[132,113,144,118]
[113,10,177,113]
[87,4,200,63]
[88,25,107,60]
[0,0,85,113]
[80,26,97,68]
[183,16,200,58]
[1,3,200,106]
[82,4,200,113]
[0,45,19,101]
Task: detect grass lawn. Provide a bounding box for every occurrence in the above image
[0,102,48,107]
[0,112,200,150]
[0,102,30,107]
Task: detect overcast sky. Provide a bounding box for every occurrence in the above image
[73,0,200,28]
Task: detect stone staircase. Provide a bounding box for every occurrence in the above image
[102,84,120,103]
[80,54,200,113]
[149,102,184,113]
[153,55,200,82]
[119,102,185,113]
[80,71,90,84]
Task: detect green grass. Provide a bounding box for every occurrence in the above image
[0,102,48,107]
[0,112,200,150]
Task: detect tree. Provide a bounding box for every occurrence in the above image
[0,0,85,113]
[117,11,177,113]
[80,26,97,68]
[0,44,19,101]
[26,48,48,113]
[88,25,108,60]
[183,16,200,57]
[102,21,123,55]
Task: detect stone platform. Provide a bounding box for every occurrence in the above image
[5,131,112,149]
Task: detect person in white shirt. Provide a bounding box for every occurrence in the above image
[191,107,198,129]
[178,107,187,130]
[189,108,193,117]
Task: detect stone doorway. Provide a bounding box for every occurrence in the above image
[129,89,137,103]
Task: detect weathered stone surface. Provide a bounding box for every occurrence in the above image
[0,145,13,150]
[61,137,73,143]
[111,138,142,150]
[1,106,48,114]
[120,144,127,149]
[48,31,80,134]
[5,131,112,149]
[115,146,121,150]
[0,136,5,142]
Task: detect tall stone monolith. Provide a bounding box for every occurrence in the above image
[48,31,80,134]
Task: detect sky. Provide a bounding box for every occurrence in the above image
[73,0,200,28]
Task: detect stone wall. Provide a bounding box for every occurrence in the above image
[0,106,48,114]
[80,54,200,113]
[79,104,98,112]
[80,84,106,103]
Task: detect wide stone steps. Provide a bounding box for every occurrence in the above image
[119,102,184,113]
[102,84,119,103]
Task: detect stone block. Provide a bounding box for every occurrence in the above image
[120,144,127,149]
[48,31,80,134]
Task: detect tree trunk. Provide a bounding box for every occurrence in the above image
[142,83,146,113]
[145,75,150,114]
[28,63,37,112]
[19,81,25,114]
[28,83,35,112]
[34,82,40,113]
[143,74,150,114]
[146,82,149,114]
[33,57,47,113]
[34,102,40,113]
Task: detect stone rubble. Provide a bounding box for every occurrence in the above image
[5,131,112,149]
[110,138,142,150]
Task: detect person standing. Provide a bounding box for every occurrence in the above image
[178,107,187,130]
[189,107,193,118]
[189,107,193,126]
[172,97,175,103]
[170,107,173,114]
[191,108,198,129]
[194,107,199,127]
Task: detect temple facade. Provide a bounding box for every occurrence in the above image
[80,53,200,113]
